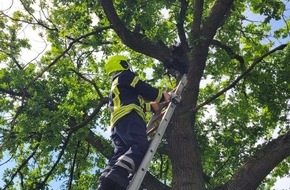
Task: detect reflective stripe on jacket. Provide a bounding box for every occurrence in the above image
[109,70,163,127]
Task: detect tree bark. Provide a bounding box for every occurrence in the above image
[99,0,171,62]
[166,0,235,189]
[167,107,206,190]
[222,132,290,190]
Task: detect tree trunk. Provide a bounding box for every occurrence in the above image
[167,53,208,189]
[168,107,206,190]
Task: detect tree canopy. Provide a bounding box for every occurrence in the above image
[0,0,289,190]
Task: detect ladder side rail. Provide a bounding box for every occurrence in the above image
[127,102,177,190]
[127,75,187,190]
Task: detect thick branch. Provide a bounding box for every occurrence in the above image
[177,0,189,50]
[221,132,290,190]
[192,44,288,112]
[202,0,234,44]
[142,173,172,190]
[191,0,203,39]
[185,0,234,110]
[86,130,113,158]
[99,0,171,62]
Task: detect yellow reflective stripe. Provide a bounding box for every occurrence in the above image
[154,89,163,102]
[145,103,151,112]
[112,91,120,110]
[111,78,120,110]
[130,76,139,87]
[139,96,151,111]
[110,104,145,127]
[138,96,144,106]
[111,77,118,89]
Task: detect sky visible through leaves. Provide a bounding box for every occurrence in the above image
[0,0,289,189]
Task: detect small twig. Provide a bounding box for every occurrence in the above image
[211,39,245,67]
[26,26,111,88]
[68,140,81,190]
[192,44,287,112]
[38,132,72,189]
[0,155,14,166]
[3,145,39,190]
[69,97,109,133]
[24,35,49,69]
[71,69,104,99]
[213,156,232,178]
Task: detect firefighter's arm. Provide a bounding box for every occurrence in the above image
[151,91,169,112]
[128,72,170,112]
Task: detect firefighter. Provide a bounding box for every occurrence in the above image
[98,55,169,190]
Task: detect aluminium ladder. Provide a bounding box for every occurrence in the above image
[127,75,187,190]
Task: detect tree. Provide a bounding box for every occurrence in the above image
[0,0,289,189]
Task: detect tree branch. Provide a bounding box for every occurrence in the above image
[0,49,23,70]
[68,140,81,190]
[0,105,25,153]
[192,44,288,112]
[27,26,110,88]
[85,130,113,158]
[19,0,58,31]
[39,132,72,189]
[191,0,203,39]
[0,87,26,97]
[142,172,172,190]
[211,39,245,67]
[23,35,49,69]
[99,0,171,62]
[177,0,189,50]
[3,145,38,190]
[71,69,104,99]
[221,132,290,190]
[69,97,109,133]
[0,155,14,167]
[202,0,234,44]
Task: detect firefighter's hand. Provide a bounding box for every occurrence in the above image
[151,102,161,112]
[151,101,169,112]
[163,91,170,103]
[151,91,170,112]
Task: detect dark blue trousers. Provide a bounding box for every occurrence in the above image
[98,111,150,189]
[109,111,149,173]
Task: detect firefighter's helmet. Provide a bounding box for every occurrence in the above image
[105,55,130,75]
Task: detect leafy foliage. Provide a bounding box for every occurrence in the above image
[0,0,289,189]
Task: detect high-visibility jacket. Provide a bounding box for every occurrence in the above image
[109,70,164,127]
